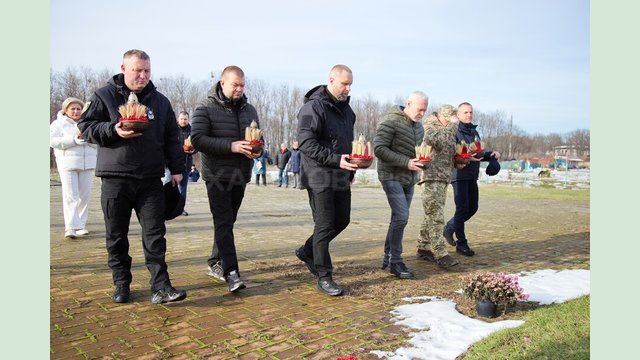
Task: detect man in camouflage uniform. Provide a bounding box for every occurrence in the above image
[416,104,461,268]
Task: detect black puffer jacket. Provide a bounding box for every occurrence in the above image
[190,83,259,184]
[451,122,492,182]
[78,74,182,179]
[178,124,195,172]
[297,85,355,190]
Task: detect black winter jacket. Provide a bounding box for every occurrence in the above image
[297,85,355,190]
[190,83,259,184]
[78,74,182,179]
[179,124,195,172]
[451,122,492,182]
[275,149,291,170]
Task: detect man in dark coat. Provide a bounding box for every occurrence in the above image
[78,49,187,305]
[275,143,291,187]
[444,102,501,256]
[177,111,196,215]
[191,65,261,293]
[294,65,358,296]
[290,140,302,188]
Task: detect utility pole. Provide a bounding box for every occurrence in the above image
[508,114,513,159]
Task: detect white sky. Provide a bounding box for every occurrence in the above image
[371,269,590,360]
[50,0,589,134]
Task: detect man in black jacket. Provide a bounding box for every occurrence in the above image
[191,65,261,293]
[444,102,501,256]
[177,111,195,215]
[295,65,358,296]
[275,143,291,187]
[78,49,187,305]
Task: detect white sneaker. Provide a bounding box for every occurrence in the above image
[207,262,225,281]
[64,230,77,239]
[75,229,90,236]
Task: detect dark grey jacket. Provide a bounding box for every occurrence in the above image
[190,83,259,184]
[297,85,355,190]
[78,74,182,179]
[373,105,424,186]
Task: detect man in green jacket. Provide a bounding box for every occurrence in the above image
[374,91,428,279]
[417,104,460,268]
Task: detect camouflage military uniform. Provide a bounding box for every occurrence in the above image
[417,110,458,259]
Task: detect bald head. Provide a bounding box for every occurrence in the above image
[327,64,353,102]
[219,65,246,101]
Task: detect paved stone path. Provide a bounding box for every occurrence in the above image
[50,178,589,359]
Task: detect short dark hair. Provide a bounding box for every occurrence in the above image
[123,49,150,61]
[458,102,472,108]
[221,65,245,79]
[179,111,189,117]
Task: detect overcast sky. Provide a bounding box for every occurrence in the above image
[50,0,589,134]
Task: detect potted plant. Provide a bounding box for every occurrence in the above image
[461,271,529,318]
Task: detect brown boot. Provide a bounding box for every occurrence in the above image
[435,254,459,268]
[416,249,435,262]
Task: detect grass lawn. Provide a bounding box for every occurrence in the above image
[462,295,590,359]
[478,183,590,202]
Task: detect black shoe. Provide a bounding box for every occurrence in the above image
[227,270,246,292]
[416,249,436,262]
[295,247,318,276]
[381,255,390,270]
[443,227,456,246]
[456,244,475,257]
[151,286,187,304]
[112,284,130,303]
[182,211,189,216]
[316,278,343,296]
[389,262,415,279]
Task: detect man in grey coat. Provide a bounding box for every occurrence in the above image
[373,91,428,279]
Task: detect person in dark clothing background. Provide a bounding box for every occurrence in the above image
[275,143,291,187]
[294,64,358,296]
[444,102,501,256]
[188,165,200,182]
[78,49,187,305]
[177,111,196,215]
[191,65,261,293]
[289,140,302,189]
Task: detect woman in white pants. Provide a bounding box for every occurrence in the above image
[50,97,97,239]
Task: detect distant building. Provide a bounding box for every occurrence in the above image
[552,145,589,169]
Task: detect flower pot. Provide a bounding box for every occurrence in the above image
[475,299,498,318]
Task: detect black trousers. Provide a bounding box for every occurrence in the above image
[205,181,246,276]
[101,177,171,292]
[445,180,479,245]
[301,187,351,280]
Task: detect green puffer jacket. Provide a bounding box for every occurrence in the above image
[374,105,424,186]
[418,113,459,184]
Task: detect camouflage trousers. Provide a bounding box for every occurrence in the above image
[418,181,450,259]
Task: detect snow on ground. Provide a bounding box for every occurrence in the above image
[371,269,590,360]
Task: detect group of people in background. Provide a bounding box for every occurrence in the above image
[251,141,301,188]
[50,49,500,304]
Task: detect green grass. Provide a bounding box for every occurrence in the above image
[463,295,590,359]
[477,184,590,202]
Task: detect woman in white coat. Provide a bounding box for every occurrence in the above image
[50,97,97,239]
